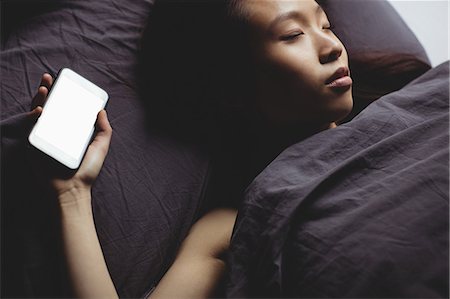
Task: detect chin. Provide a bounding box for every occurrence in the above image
[327,92,354,123]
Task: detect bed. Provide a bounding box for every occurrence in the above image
[225,62,449,298]
[1,0,447,298]
[1,1,210,297]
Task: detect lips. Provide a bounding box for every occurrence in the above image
[325,66,352,88]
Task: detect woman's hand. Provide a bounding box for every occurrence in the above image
[29,73,112,206]
[28,74,119,299]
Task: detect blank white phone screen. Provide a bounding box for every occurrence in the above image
[34,77,104,160]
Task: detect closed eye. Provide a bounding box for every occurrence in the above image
[280,32,304,42]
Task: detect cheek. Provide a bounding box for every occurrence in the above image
[259,43,318,90]
[256,45,322,107]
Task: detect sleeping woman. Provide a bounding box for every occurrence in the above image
[27,0,353,297]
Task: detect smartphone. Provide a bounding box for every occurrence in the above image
[28,68,109,169]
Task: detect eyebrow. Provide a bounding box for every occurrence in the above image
[268,4,325,32]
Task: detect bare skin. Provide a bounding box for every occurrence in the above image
[29,74,237,299]
[27,0,353,298]
[246,0,353,128]
[150,209,237,299]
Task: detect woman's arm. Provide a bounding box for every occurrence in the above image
[58,190,118,299]
[150,208,237,299]
[31,73,237,299]
[30,74,118,298]
[59,194,236,299]
[60,196,236,299]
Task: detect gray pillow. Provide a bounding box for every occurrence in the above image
[1,1,210,298]
[322,0,432,121]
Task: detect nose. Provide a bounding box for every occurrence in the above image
[318,34,343,64]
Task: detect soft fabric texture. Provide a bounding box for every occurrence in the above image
[1,1,210,298]
[226,62,449,298]
[0,0,435,297]
[322,0,432,121]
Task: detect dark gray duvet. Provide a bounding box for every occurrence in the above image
[226,62,449,298]
[1,0,446,297]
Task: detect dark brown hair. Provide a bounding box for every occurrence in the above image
[136,0,255,145]
[136,0,262,209]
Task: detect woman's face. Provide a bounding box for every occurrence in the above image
[242,0,353,128]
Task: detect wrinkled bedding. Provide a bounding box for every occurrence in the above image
[226,62,449,298]
[0,0,441,297]
[1,1,211,298]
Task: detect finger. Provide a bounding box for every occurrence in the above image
[78,110,112,179]
[96,110,113,136]
[27,106,43,120]
[31,86,48,110]
[31,73,53,110]
[91,110,113,154]
[25,106,43,131]
[40,73,53,90]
